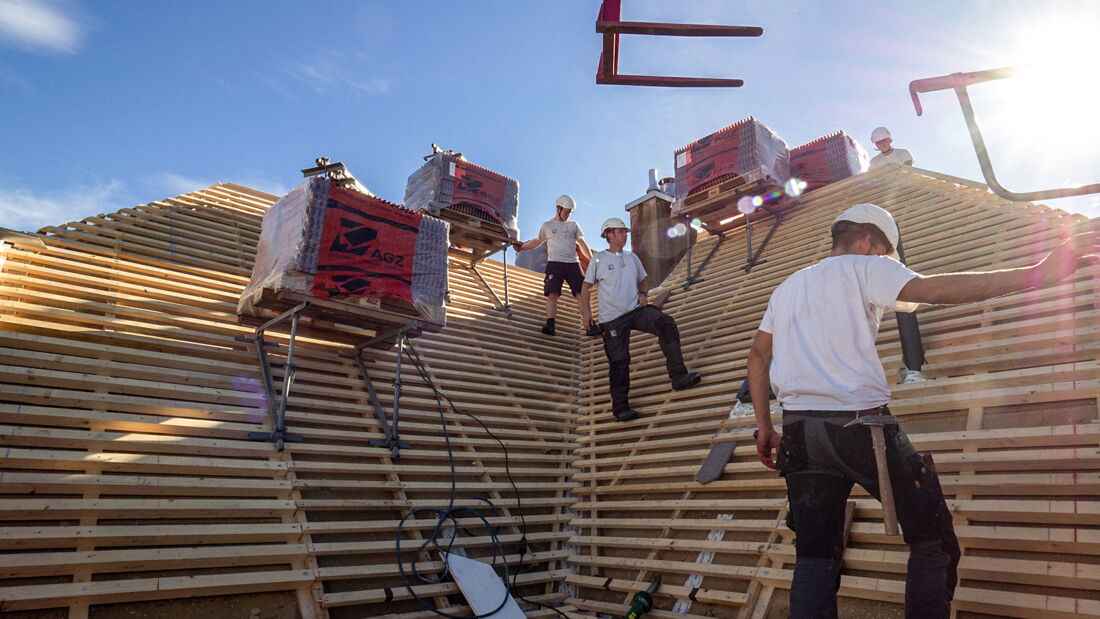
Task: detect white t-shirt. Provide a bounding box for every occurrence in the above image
[584,250,646,323]
[538,219,584,263]
[869,148,914,169]
[759,255,920,410]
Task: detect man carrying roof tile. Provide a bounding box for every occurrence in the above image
[580,217,701,422]
[514,194,593,336]
[747,203,1100,619]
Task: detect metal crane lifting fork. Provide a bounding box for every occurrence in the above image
[910,65,1100,202]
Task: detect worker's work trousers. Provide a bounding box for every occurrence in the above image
[600,305,687,414]
[778,410,960,619]
[895,234,926,372]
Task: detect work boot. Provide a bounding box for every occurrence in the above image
[540,318,556,336]
[612,408,640,422]
[671,371,702,390]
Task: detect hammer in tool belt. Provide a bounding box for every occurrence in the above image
[844,415,900,536]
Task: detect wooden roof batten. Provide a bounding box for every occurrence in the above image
[0,164,1095,618]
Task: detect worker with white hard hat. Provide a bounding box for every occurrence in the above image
[579,217,701,422]
[869,126,914,169]
[747,203,1100,618]
[514,194,592,335]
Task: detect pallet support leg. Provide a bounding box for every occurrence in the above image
[246,302,307,451]
[683,230,725,290]
[357,322,418,458]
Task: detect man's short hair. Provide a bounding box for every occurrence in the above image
[831,220,894,254]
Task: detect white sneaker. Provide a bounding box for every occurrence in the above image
[899,369,928,384]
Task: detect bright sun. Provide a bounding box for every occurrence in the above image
[977,16,1100,189]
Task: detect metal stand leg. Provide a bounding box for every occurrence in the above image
[683,231,725,290]
[356,322,418,458]
[466,263,513,316]
[245,302,307,451]
[743,205,786,272]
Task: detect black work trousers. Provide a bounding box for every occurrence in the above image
[600,305,687,413]
[895,234,926,372]
[779,410,960,619]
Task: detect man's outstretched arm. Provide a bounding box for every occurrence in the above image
[898,232,1100,305]
[747,330,781,469]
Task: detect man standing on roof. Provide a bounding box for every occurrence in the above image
[579,217,701,422]
[747,203,1099,618]
[869,126,914,168]
[514,195,592,336]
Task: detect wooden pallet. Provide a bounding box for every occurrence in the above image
[238,285,439,336]
[676,168,785,231]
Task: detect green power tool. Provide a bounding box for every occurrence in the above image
[623,575,661,619]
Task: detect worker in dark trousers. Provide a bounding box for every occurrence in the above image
[747,203,1099,618]
[894,234,927,382]
[580,217,701,422]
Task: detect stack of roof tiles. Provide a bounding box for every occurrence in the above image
[672,116,790,204]
[789,131,869,193]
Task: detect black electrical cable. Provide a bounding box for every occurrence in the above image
[394,339,570,619]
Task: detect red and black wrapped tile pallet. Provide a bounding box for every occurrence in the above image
[789,131,869,193]
[672,117,790,208]
[239,176,449,328]
[404,152,520,241]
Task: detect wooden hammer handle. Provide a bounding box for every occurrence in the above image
[870,425,900,535]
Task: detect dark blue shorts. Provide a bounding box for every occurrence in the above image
[544,261,583,297]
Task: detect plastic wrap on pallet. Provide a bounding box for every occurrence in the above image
[404,152,520,240]
[239,176,449,328]
[671,117,790,211]
[789,131,869,193]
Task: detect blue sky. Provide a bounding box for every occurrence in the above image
[2,0,1099,245]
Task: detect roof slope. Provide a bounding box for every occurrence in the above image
[0,183,582,617]
[568,164,1100,618]
[1,165,1098,618]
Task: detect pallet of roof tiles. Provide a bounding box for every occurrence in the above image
[238,175,449,332]
[672,117,790,227]
[405,149,520,247]
[789,131,869,193]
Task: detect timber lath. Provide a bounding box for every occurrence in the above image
[2,164,1100,618]
[568,164,1100,618]
[0,183,582,618]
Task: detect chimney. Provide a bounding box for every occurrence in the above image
[625,170,695,288]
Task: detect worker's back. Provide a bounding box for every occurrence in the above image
[760,254,915,409]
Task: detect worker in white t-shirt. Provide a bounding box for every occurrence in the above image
[514,195,592,335]
[579,217,701,422]
[747,203,1100,618]
[868,126,914,169]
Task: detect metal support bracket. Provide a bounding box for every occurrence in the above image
[463,250,512,316]
[246,302,308,451]
[682,228,725,290]
[355,323,419,458]
[910,66,1100,202]
[742,204,785,272]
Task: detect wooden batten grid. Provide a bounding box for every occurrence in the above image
[0,183,580,617]
[1,164,1099,618]
[567,164,1100,618]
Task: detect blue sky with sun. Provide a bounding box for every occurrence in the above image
[2,0,1098,245]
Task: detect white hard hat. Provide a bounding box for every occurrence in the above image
[555,194,576,210]
[871,126,891,142]
[833,203,900,260]
[600,217,629,238]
